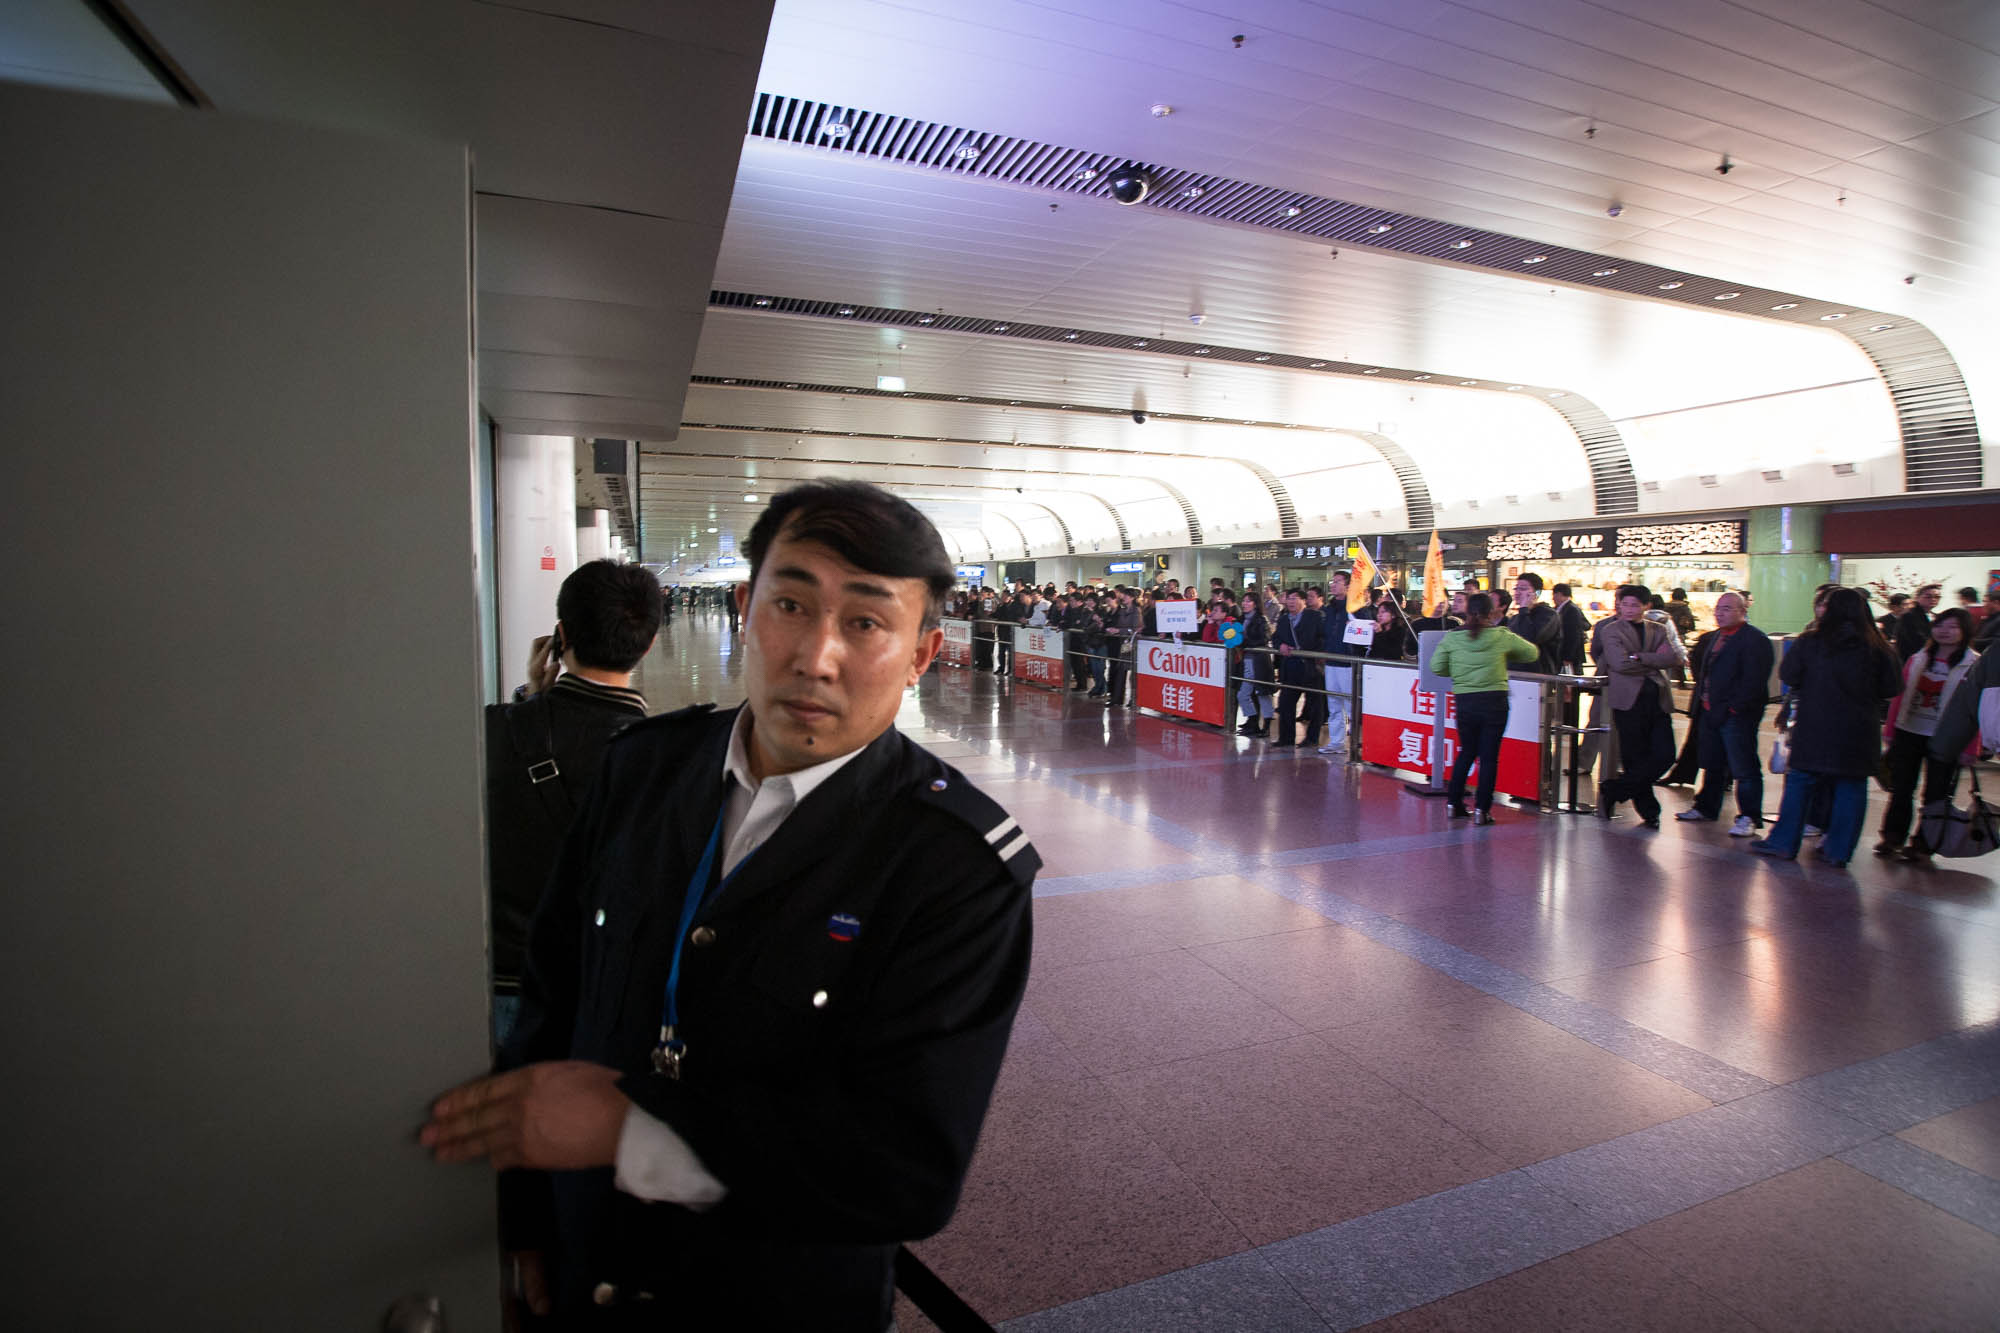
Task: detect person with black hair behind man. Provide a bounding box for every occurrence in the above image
[486,559,662,1049]
[1877,593,1910,641]
[428,482,1036,1330]
[1502,572,1563,675]
[1896,584,1942,660]
[1551,583,1589,676]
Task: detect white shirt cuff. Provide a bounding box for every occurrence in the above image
[612,1105,728,1210]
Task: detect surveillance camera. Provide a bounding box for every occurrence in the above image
[1606,203,1624,217]
[1131,411,1148,425]
[1108,164,1153,205]
[1188,312,1206,325]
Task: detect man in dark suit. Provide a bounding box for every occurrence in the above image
[1673,591,1775,835]
[1896,584,1941,660]
[485,558,661,1048]
[1551,583,1589,675]
[427,482,1034,1331]
[1271,588,1324,747]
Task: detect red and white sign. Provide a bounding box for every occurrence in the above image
[1359,664,1541,801]
[1137,641,1228,726]
[539,545,556,572]
[939,619,973,668]
[1013,626,1066,687]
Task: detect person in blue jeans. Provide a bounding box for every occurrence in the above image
[1751,587,1902,867]
[1428,593,1538,825]
[1675,591,1775,836]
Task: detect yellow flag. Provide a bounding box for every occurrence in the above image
[1422,529,1445,618]
[1347,545,1376,613]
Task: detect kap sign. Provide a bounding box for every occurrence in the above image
[1137,641,1228,726]
[1013,625,1066,687]
[1557,531,1606,555]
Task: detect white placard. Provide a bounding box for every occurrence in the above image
[1342,618,1376,647]
[1154,599,1198,634]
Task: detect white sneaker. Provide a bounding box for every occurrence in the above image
[1673,810,1714,822]
[1316,743,1343,755]
[1802,824,1822,839]
[1728,816,1760,837]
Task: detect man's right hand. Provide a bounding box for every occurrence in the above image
[524,635,561,696]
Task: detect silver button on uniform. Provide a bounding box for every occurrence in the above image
[690,925,716,947]
[812,989,829,1009]
[592,1282,617,1306]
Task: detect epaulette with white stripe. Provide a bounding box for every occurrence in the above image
[911,762,1040,888]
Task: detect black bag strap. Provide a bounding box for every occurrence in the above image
[504,693,576,831]
[894,1245,995,1333]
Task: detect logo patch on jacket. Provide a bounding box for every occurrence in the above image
[826,912,861,942]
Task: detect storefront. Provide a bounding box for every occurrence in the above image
[1482,516,1749,632]
[1226,540,1355,595]
[1824,497,2000,616]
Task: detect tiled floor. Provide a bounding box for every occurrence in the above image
[635,613,2000,1330]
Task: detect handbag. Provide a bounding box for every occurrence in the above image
[1916,770,1998,859]
[1769,731,1790,775]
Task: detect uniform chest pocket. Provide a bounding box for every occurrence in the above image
[742,922,870,1040]
[580,879,658,1034]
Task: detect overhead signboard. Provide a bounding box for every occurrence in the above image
[1107,560,1147,574]
[1486,520,1744,563]
[1137,641,1228,726]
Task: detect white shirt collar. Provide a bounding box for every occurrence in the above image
[722,704,868,801]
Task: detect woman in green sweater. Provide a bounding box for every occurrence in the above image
[1428,592,1538,824]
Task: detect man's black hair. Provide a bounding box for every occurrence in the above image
[1887,593,1910,608]
[745,480,955,631]
[556,559,663,672]
[1516,571,1545,592]
[1552,582,1573,598]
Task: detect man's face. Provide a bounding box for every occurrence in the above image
[1450,592,1468,616]
[1917,587,1941,611]
[1328,575,1349,600]
[1513,579,1536,609]
[1618,595,1646,622]
[1285,592,1304,615]
[1714,593,1745,629]
[1305,588,1323,608]
[736,533,941,778]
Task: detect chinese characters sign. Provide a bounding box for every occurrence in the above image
[1013,626,1066,687]
[1136,641,1228,726]
[939,620,973,668]
[1358,666,1542,801]
[1486,521,1743,563]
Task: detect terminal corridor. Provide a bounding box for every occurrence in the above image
[638,612,2000,1331]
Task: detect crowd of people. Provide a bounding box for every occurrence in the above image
[945,572,1997,867]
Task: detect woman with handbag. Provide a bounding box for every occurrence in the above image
[1593,584,1686,828]
[1878,608,1980,861]
[1751,588,1903,867]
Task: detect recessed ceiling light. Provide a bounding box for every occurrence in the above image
[1414,374,1431,380]
[707,527,717,533]
[1183,186,1204,199]
[1008,400,1021,405]
[1254,354,1271,361]
[1459,380,1477,386]
[842,386,857,392]
[902,391,915,397]
[1284,205,1303,218]
[752,297,772,306]
[1194,346,1211,354]
[1771,302,1798,311]
[1201,416,1214,422]
[992,323,1009,332]
[1309,360,1326,368]
[1075,167,1098,181]
[837,306,856,315]
[1242,419,1254,424]
[1133,339,1149,348]
[1549,391,1567,398]
[1506,384,1522,390]
[956,396,969,401]
[1063,331,1080,340]
[822,119,851,141]
[1362,368,1379,374]
[1449,239,1474,249]
[1713,292,1741,300]
[1524,255,1549,265]
[1593,268,1619,277]
[721,378,735,384]
[1367,223,1393,235]
[916,314,936,325]
[742,493,757,502]
[783,382,799,389]
[954,143,981,161]
[1658,281,1684,290]
[1868,323,1894,332]
[1820,312,1848,320]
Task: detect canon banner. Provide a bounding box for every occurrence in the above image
[1013,625,1066,687]
[1359,664,1541,802]
[940,620,974,668]
[1137,641,1228,726]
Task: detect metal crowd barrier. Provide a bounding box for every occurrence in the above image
[940,618,1610,814]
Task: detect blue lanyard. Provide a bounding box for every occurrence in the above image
[652,807,734,1078]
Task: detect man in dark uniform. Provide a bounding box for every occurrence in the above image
[484,559,660,1048]
[425,481,1037,1331]
[1271,589,1324,747]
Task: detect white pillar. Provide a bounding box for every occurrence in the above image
[576,506,610,564]
[496,432,576,691]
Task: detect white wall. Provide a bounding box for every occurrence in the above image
[495,432,576,690]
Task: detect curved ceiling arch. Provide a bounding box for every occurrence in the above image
[742,93,1981,493]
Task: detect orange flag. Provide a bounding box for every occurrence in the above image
[1422,529,1445,618]
[1347,544,1377,613]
